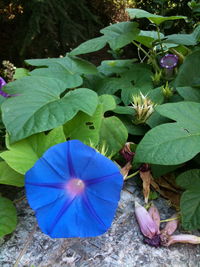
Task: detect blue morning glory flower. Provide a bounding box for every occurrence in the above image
[25,140,123,238]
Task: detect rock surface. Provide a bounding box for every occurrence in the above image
[0,181,200,267]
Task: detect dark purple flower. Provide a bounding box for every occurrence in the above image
[25,140,123,238]
[160,54,178,69]
[120,142,135,162]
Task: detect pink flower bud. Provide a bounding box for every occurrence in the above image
[135,202,159,239]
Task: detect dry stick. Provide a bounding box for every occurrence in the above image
[13,223,37,267]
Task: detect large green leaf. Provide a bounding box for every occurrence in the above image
[135,30,164,48]
[126,8,186,25]
[99,116,128,156]
[164,25,200,46]
[2,81,98,143]
[98,94,116,113]
[26,55,97,75]
[98,59,137,75]
[0,162,24,187]
[96,64,153,104]
[151,164,180,178]
[175,50,200,87]
[117,114,148,136]
[176,87,200,102]
[63,105,103,146]
[135,102,200,165]
[69,36,107,56]
[0,197,17,238]
[64,94,127,156]
[100,22,140,50]
[14,68,30,79]
[70,22,139,55]
[98,95,128,156]
[176,169,200,230]
[0,127,66,174]
[25,56,97,90]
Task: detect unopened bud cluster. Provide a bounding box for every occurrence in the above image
[132,93,156,124]
[162,82,173,98]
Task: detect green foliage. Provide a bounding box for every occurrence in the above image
[176,169,200,230]
[0,197,17,238]
[0,127,66,174]
[70,21,140,55]
[135,102,200,165]
[0,162,24,187]
[126,8,186,25]
[2,5,200,238]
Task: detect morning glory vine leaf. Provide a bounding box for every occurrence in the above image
[176,87,200,102]
[126,8,186,25]
[135,102,200,165]
[175,50,200,88]
[2,76,98,143]
[0,162,24,187]
[176,169,200,230]
[99,116,128,156]
[70,22,139,55]
[98,59,137,76]
[64,95,128,156]
[96,64,153,105]
[0,197,17,238]
[135,30,164,48]
[100,22,140,50]
[26,55,97,88]
[164,25,200,46]
[63,105,103,146]
[69,36,108,56]
[0,127,66,174]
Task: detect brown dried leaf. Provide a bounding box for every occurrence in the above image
[121,161,132,179]
[140,170,151,203]
[150,176,180,209]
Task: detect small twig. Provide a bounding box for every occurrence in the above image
[13,223,37,267]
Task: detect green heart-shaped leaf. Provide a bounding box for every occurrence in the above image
[135,102,200,165]
[176,169,200,230]
[0,197,17,238]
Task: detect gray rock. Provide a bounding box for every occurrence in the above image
[0,181,200,267]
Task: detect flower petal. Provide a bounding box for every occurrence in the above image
[165,234,200,246]
[161,213,179,236]
[25,159,67,210]
[148,204,160,232]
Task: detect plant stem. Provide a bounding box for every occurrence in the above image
[156,25,164,55]
[160,216,180,223]
[125,170,140,180]
[132,41,160,72]
[132,41,151,60]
